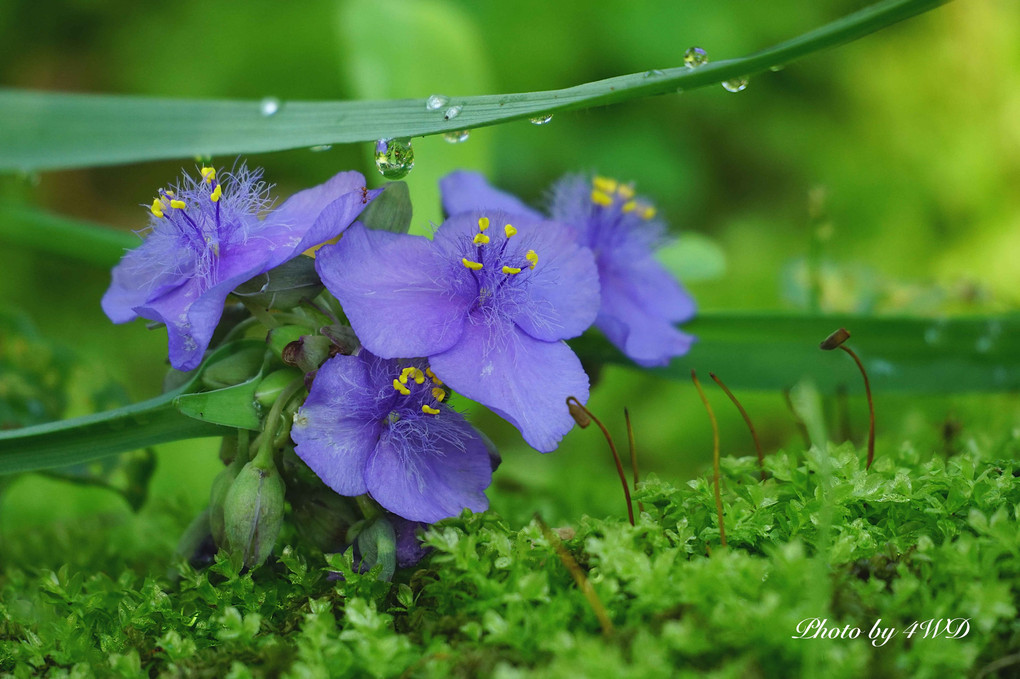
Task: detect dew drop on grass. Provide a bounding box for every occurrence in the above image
[443,105,463,121]
[374,138,414,180]
[722,77,749,93]
[644,69,665,77]
[683,47,708,69]
[259,97,281,116]
[443,130,470,144]
[529,114,553,125]
[426,94,449,111]
[308,145,332,152]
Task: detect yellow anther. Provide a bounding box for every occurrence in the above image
[593,176,618,194]
[392,379,411,395]
[525,250,538,269]
[200,167,216,183]
[641,206,657,219]
[504,223,517,238]
[412,368,426,385]
[165,190,175,197]
[421,405,441,415]
[462,258,483,271]
[502,266,522,275]
[432,387,446,402]
[477,217,490,232]
[426,367,443,386]
[622,200,637,213]
[590,190,613,207]
[399,366,415,384]
[170,199,186,210]
[210,184,222,202]
[617,184,635,200]
[473,233,490,245]
[150,200,165,218]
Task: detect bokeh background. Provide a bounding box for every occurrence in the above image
[1,0,1018,545]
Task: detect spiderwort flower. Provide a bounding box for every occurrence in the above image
[441,171,696,367]
[315,212,599,452]
[102,165,377,371]
[291,351,492,523]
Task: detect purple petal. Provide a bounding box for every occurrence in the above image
[603,255,696,323]
[440,171,543,220]
[429,318,589,452]
[316,224,473,358]
[365,410,491,523]
[101,244,185,324]
[291,354,384,496]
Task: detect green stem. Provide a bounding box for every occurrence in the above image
[252,379,303,470]
[0,0,951,172]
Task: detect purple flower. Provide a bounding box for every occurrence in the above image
[291,351,492,523]
[314,210,599,453]
[102,165,377,371]
[441,171,696,367]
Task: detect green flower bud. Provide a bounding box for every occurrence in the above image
[223,460,287,569]
[289,487,360,552]
[200,345,265,390]
[254,369,303,408]
[281,335,333,373]
[267,325,315,362]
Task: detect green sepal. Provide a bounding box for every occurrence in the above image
[358,181,412,234]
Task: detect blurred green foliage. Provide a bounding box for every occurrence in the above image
[0,1,1017,534]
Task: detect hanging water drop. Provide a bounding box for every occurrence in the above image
[374,138,414,180]
[443,105,463,121]
[259,97,281,116]
[308,145,333,152]
[722,77,749,93]
[529,114,553,126]
[644,69,665,78]
[426,94,449,111]
[683,47,709,69]
[443,130,470,144]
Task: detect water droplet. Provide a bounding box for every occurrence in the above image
[924,320,946,346]
[529,114,553,126]
[308,144,332,152]
[426,94,449,111]
[644,69,665,78]
[443,105,462,121]
[443,130,470,144]
[374,138,414,180]
[259,97,281,117]
[194,154,213,164]
[722,77,749,93]
[683,47,709,69]
[770,64,785,72]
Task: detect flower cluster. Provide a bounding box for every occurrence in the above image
[104,163,695,570]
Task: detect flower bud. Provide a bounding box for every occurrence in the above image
[267,325,315,362]
[281,335,333,373]
[223,460,287,569]
[200,345,265,389]
[254,369,303,408]
[233,255,324,311]
[289,488,360,552]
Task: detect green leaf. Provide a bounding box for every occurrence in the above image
[572,312,1020,393]
[0,204,135,268]
[0,340,261,475]
[0,0,950,171]
[173,377,263,431]
[357,182,413,234]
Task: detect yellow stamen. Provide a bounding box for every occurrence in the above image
[200,167,216,183]
[399,366,415,384]
[641,206,657,219]
[502,266,522,275]
[170,199,186,210]
[462,258,483,270]
[617,184,635,200]
[392,379,411,395]
[432,387,446,402]
[426,367,443,386]
[412,368,426,385]
[592,176,618,194]
[477,217,490,232]
[473,233,490,245]
[622,200,637,213]
[504,224,517,238]
[590,190,613,207]
[210,184,222,202]
[422,405,441,415]
[525,250,539,269]
[150,200,165,218]
[165,190,175,197]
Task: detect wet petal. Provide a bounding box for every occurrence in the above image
[317,224,473,358]
[440,170,543,220]
[429,318,588,452]
[366,410,491,523]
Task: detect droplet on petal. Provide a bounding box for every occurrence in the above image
[529,114,553,126]
[443,130,470,144]
[259,97,281,117]
[426,94,450,111]
[374,138,415,180]
[683,47,709,69]
[722,77,749,93]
